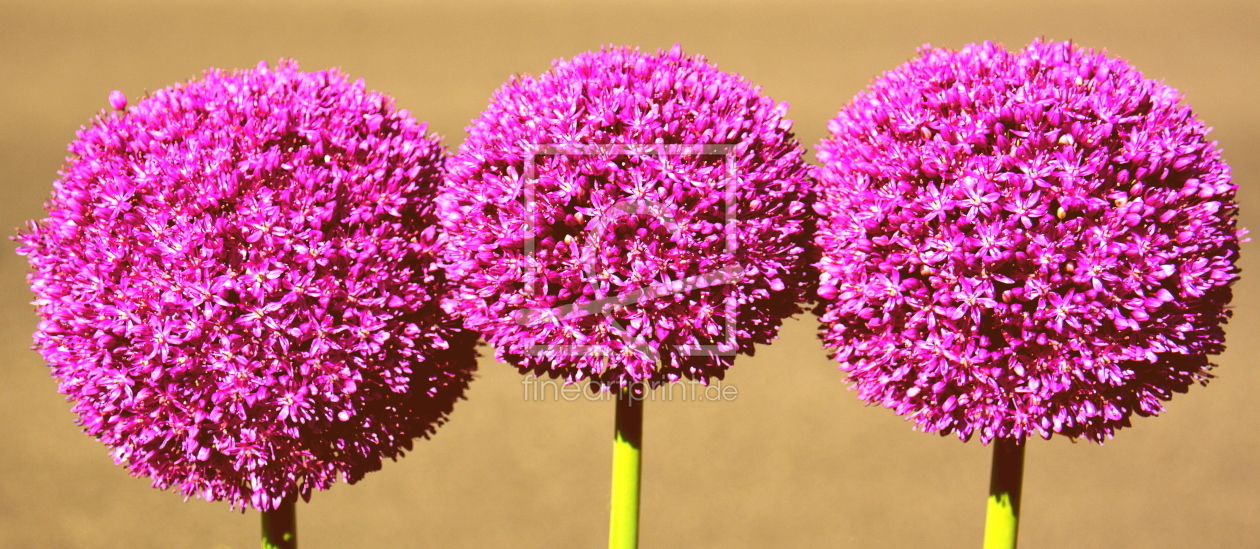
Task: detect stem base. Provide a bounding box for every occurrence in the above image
[262,498,297,549]
[608,389,643,549]
[983,438,1025,549]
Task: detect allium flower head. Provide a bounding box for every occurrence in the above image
[439,45,813,388]
[813,40,1243,443]
[15,60,478,510]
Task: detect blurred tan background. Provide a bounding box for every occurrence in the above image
[1,0,1257,547]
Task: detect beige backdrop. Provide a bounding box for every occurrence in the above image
[1,1,1257,547]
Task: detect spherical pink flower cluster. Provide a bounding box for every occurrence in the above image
[15,60,479,510]
[439,45,813,389]
[813,40,1243,443]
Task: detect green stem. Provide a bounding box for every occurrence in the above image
[983,438,1025,549]
[262,497,297,549]
[608,387,643,549]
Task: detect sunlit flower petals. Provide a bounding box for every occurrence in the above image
[440,45,814,388]
[15,60,479,511]
[813,40,1243,444]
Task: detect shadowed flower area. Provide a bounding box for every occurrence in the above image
[813,40,1244,444]
[15,60,479,511]
[439,45,814,389]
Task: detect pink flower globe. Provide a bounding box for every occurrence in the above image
[438,45,814,389]
[16,60,479,510]
[813,40,1243,444]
